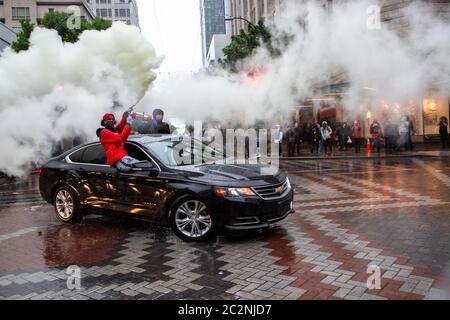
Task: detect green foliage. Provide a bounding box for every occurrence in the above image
[11,11,112,52]
[221,18,279,72]
[11,19,34,53]
[41,11,112,43]
[87,17,113,31]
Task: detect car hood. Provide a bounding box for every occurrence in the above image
[171,162,287,187]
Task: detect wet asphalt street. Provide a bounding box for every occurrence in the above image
[1,157,450,300]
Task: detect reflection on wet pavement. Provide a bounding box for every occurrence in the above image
[1,158,450,299]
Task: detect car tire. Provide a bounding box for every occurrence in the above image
[53,186,82,223]
[169,195,215,242]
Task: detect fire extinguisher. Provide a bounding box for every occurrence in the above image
[366,138,371,152]
[131,111,152,122]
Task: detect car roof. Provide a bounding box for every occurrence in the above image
[128,134,179,144]
[56,134,177,159]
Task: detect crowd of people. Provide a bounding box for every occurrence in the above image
[280,116,450,157]
[95,106,450,173]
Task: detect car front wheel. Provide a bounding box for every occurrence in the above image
[169,196,215,242]
[54,186,81,223]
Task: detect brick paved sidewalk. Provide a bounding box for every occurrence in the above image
[1,158,450,300]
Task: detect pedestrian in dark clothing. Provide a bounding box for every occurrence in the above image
[352,120,362,153]
[398,116,410,151]
[370,120,383,154]
[304,123,311,144]
[383,120,396,152]
[439,117,449,149]
[294,122,303,156]
[344,122,352,150]
[406,116,415,151]
[285,125,296,157]
[336,123,343,151]
[310,123,321,155]
[137,109,170,134]
[337,123,350,151]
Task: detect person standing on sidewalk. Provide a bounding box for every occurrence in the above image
[336,123,344,151]
[398,116,410,152]
[439,117,449,149]
[352,120,362,153]
[344,122,352,151]
[370,120,383,154]
[320,121,333,157]
[294,122,303,156]
[406,116,415,151]
[285,124,296,157]
[383,119,395,152]
[310,123,321,155]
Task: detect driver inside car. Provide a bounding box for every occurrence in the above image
[96,112,139,172]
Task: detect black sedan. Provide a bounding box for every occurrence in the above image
[38,134,294,242]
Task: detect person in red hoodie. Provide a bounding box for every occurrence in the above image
[96,112,138,172]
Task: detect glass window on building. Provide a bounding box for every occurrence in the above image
[99,8,111,17]
[12,7,30,20]
[423,97,450,135]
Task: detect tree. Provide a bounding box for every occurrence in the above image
[88,17,114,31]
[11,19,34,53]
[221,18,279,72]
[40,12,112,43]
[11,11,112,52]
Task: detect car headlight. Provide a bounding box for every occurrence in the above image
[286,177,291,190]
[214,187,256,197]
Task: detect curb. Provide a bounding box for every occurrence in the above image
[278,154,442,161]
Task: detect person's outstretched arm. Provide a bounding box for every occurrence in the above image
[101,124,131,143]
[115,112,129,133]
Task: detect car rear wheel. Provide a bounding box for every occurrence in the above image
[54,186,81,223]
[169,196,215,242]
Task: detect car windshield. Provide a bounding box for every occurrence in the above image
[143,138,224,167]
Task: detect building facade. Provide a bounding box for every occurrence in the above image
[200,0,227,65]
[206,33,230,67]
[85,0,139,28]
[0,20,16,51]
[233,0,450,141]
[227,0,289,36]
[0,0,95,30]
[308,0,450,140]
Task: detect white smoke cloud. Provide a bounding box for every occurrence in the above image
[144,0,450,125]
[0,22,162,176]
[1,1,449,176]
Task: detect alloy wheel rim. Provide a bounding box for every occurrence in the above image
[175,200,211,238]
[55,190,74,220]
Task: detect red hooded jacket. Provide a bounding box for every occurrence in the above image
[98,117,131,166]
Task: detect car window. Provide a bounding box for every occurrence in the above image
[143,138,223,167]
[81,145,107,165]
[69,148,85,163]
[125,143,150,161]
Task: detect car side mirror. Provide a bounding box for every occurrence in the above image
[131,161,159,176]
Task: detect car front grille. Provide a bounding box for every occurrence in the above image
[252,180,290,200]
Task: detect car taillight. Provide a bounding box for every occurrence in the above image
[37,167,43,176]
